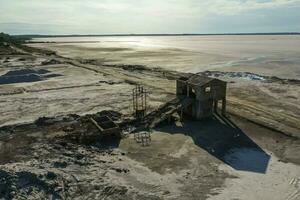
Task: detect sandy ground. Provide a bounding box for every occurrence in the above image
[0,54,174,126]
[0,39,300,199]
[209,149,300,200]
[0,113,299,200]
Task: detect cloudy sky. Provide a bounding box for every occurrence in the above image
[0,0,300,35]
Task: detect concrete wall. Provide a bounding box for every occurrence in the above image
[176,78,227,120]
[176,80,187,96]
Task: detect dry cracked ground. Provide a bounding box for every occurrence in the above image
[0,43,299,200]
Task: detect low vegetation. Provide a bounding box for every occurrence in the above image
[0,32,26,45]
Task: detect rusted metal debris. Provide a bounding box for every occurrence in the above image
[57,111,123,144]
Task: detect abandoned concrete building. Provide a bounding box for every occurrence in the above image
[176,74,227,119]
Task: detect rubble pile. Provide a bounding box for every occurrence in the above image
[0,169,61,199]
[0,139,134,200]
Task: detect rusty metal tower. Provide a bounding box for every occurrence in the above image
[133,85,147,119]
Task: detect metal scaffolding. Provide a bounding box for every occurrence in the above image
[133,85,147,119]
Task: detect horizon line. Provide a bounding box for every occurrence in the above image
[12,32,300,37]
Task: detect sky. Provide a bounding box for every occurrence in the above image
[0,0,300,35]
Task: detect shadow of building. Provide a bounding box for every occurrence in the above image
[156,114,270,174]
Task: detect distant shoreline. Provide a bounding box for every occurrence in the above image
[15,32,300,39]
[26,41,101,44]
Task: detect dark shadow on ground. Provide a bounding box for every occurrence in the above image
[62,134,121,151]
[0,69,62,85]
[93,135,121,150]
[155,113,270,174]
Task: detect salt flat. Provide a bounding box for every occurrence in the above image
[32,35,300,79]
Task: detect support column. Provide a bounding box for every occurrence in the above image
[222,98,226,115]
[180,107,183,121]
[196,101,201,119]
[213,100,218,113]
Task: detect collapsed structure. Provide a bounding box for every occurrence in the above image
[177,74,227,119]
[90,115,121,137]
[130,74,227,132]
[82,74,227,142]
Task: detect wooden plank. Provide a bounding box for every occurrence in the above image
[90,118,104,132]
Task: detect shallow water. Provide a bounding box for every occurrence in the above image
[32,35,300,79]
